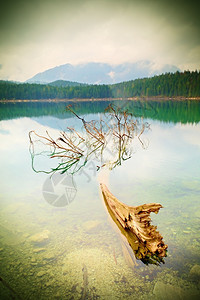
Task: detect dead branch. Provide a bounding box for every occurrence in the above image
[100,183,167,264]
[29,104,150,174]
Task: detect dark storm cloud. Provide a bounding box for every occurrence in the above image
[154,0,200,42]
[1,0,199,37]
[0,0,83,45]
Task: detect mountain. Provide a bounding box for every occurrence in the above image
[26,61,180,84]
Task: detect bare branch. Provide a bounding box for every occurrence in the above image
[29,104,150,174]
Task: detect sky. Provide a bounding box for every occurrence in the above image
[0,0,200,81]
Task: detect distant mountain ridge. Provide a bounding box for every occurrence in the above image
[27,61,180,84]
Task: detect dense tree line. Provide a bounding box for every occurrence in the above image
[0,71,199,100]
[111,71,200,98]
[0,81,111,100]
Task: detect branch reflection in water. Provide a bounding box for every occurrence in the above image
[29,104,149,174]
[29,104,167,265]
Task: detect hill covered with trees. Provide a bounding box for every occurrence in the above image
[111,71,200,98]
[48,80,86,87]
[0,71,199,100]
[0,81,111,100]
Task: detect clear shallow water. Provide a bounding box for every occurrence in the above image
[0,100,200,299]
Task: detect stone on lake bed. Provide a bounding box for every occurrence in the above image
[43,252,55,260]
[31,258,36,263]
[37,270,46,277]
[194,210,200,218]
[29,230,50,244]
[33,247,46,253]
[82,220,101,232]
[153,282,183,299]
[22,233,30,238]
[189,264,200,278]
[45,280,53,287]
[153,281,199,299]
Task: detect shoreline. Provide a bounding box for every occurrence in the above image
[0,96,200,103]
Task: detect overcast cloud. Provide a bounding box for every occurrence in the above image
[0,0,200,81]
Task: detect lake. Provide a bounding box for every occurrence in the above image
[0,99,200,299]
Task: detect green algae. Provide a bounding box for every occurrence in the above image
[1,181,200,299]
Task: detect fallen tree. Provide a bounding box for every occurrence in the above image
[29,104,167,264]
[100,183,168,265]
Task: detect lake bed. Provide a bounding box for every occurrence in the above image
[0,100,200,299]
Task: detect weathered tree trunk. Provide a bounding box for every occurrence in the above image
[100,183,168,264]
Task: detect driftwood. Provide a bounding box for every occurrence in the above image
[100,183,167,264]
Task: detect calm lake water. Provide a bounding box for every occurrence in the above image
[0,100,200,299]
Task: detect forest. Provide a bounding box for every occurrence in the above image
[111,71,200,98]
[0,71,199,100]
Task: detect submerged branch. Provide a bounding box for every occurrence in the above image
[100,183,167,265]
